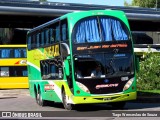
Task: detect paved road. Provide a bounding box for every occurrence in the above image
[0,89,160,119]
[0,95,160,111]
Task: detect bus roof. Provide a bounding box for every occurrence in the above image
[28,10,125,34]
[0,0,160,31]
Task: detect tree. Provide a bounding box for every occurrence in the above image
[136,50,160,90]
[124,0,160,8]
[124,0,130,6]
[0,28,14,44]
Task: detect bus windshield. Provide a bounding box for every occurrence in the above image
[75,52,134,79]
[73,16,129,43]
[73,15,133,78]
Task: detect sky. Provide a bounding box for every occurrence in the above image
[48,0,132,6]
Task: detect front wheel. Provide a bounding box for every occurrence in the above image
[62,90,73,110]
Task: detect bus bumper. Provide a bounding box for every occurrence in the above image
[71,92,137,104]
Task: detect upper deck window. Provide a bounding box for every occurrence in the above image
[73,16,129,43]
[0,48,26,58]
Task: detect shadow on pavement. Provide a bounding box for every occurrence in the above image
[43,101,129,111]
[42,100,160,111]
[135,91,160,103]
[0,97,17,99]
[44,101,64,109]
[138,91,160,96]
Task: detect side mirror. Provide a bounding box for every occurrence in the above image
[64,59,70,76]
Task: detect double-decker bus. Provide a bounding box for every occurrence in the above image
[0,45,28,89]
[27,10,136,110]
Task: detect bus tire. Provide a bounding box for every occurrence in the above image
[111,102,126,109]
[36,88,45,106]
[62,89,73,110]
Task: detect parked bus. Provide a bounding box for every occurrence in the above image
[27,10,136,110]
[0,45,28,89]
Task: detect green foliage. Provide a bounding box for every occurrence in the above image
[124,0,160,8]
[124,0,130,6]
[137,51,160,90]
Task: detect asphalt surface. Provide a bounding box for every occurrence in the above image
[0,89,160,120]
[0,89,30,98]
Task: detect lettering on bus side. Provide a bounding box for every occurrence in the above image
[44,44,60,58]
[33,45,60,60]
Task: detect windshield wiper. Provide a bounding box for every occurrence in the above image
[107,48,119,75]
[106,71,133,77]
[110,48,119,62]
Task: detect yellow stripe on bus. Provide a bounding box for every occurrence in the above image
[0,77,28,89]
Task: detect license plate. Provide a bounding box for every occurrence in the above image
[103,97,111,101]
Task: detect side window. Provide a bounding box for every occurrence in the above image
[50,21,60,44]
[22,70,28,76]
[61,19,68,41]
[55,22,60,42]
[38,33,41,47]
[0,67,9,77]
[41,31,45,46]
[14,49,21,58]
[14,48,26,58]
[50,28,54,44]
[45,29,50,46]
[40,61,49,79]
[13,66,28,77]
[27,36,31,50]
[0,49,11,58]
[0,48,27,58]
[36,33,40,48]
[31,34,36,49]
[50,59,63,79]
[40,59,63,80]
[22,49,27,58]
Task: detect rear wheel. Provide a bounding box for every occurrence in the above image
[62,90,73,110]
[36,88,46,106]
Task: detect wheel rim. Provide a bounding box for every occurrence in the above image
[64,95,69,107]
[37,92,40,105]
[63,91,72,110]
[39,93,43,106]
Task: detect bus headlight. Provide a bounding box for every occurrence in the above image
[76,82,90,93]
[123,78,134,91]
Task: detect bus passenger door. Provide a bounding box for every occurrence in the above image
[64,58,73,93]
